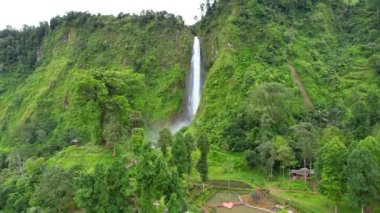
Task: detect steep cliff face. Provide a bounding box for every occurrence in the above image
[196,0,380,147]
[0,12,193,156]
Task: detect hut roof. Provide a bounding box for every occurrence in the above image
[290,168,314,176]
[71,138,80,143]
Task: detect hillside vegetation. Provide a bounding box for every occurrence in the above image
[197,0,380,146]
[1,0,380,212]
[194,0,380,211]
[0,11,193,157]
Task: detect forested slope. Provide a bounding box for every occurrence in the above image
[194,1,380,211]
[0,11,195,212]
[196,0,380,148]
[0,12,193,158]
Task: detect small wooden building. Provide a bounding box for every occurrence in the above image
[70,138,80,147]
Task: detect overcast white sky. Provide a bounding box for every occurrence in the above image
[0,0,206,30]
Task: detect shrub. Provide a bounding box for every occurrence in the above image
[370,54,380,74]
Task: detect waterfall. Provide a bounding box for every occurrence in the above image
[189,36,202,117]
[169,36,203,133]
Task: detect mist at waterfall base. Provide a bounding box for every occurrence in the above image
[148,36,203,141]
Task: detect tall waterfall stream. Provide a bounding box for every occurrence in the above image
[169,36,203,133]
[148,36,203,141]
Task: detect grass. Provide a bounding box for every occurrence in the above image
[46,145,115,170]
[272,191,360,213]
[191,148,267,188]
[266,178,313,192]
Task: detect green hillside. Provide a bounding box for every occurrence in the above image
[0,12,193,157]
[196,0,380,147]
[1,0,380,212]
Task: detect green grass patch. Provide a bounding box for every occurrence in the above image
[266,179,313,192]
[272,191,360,213]
[46,145,114,170]
[206,149,266,188]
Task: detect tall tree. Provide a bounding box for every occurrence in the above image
[244,149,260,168]
[158,128,172,158]
[102,112,125,156]
[347,99,371,139]
[31,166,74,212]
[165,169,186,212]
[276,142,297,179]
[75,159,133,212]
[346,136,380,213]
[139,192,155,213]
[291,122,317,185]
[136,148,170,212]
[320,126,346,146]
[317,137,348,213]
[130,128,145,155]
[196,134,210,183]
[183,132,195,176]
[291,122,317,169]
[258,140,276,180]
[2,157,45,211]
[249,83,295,136]
[172,132,190,177]
[167,193,181,213]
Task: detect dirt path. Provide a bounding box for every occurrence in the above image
[287,64,314,111]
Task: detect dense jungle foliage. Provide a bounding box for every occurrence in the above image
[0,0,380,212]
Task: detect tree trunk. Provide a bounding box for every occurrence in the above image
[288,168,291,190]
[361,205,364,213]
[310,159,313,171]
[228,179,230,189]
[270,165,273,181]
[113,146,116,157]
[335,204,337,213]
[377,4,379,26]
[304,158,307,186]
[282,166,285,179]
[304,172,307,186]
[16,154,24,176]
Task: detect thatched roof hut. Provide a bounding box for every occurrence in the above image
[70,138,80,146]
[290,168,314,177]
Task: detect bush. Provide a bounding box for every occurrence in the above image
[245,150,260,168]
[370,54,380,74]
[0,153,8,170]
[15,123,37,144]
[59,127,88,145]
